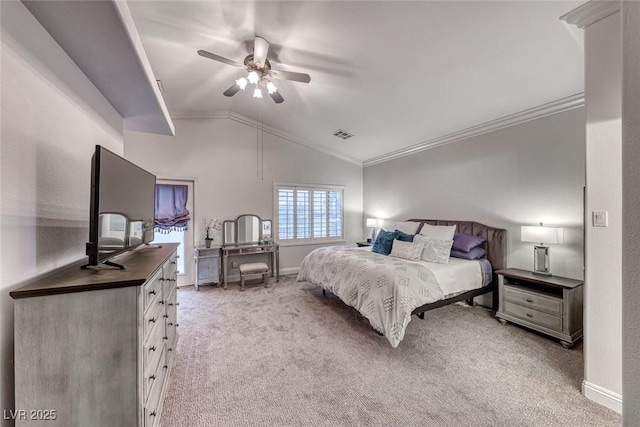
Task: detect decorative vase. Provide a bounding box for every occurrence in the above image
[204,238,213,248]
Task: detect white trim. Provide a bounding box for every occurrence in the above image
[170,110,363,167]
[560,1,621,29]
[279,267,300,276]
[582,380,622,413]
[363,93,585,167]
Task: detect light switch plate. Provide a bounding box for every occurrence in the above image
[593,211,608,227]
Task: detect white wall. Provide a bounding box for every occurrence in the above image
[124,117,363,277]
[622,1,640,423]
[583,11,622,412]
[364,108,586,281]
[0,2,123,422]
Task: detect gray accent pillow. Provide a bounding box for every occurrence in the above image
[413,234,453,264]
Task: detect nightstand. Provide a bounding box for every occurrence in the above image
[194,246,221,290]
[356,241,373,247]
[495,268,583,348]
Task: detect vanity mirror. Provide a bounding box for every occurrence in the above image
[223,214,273,246]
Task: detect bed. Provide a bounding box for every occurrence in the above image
[296,219,507,347]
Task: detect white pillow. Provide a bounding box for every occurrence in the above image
[389,221,420,234]
[419,224,456,240]
[413,234,453,264]
[389,239,425,261]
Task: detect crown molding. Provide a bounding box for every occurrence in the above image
[169,110,363,167]
[363,93,585,167]
[560,0,620,29]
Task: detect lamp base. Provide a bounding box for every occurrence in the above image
[533,245,551,275]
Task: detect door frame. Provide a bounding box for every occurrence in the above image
[156,175,199,288]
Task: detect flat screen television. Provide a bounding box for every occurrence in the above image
[83,145,156,269]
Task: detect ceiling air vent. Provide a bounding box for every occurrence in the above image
[333,129,354,140]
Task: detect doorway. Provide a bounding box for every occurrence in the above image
[153,179,195,288]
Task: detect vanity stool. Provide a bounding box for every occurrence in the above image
[239,262,269,291]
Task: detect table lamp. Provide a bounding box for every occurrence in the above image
[366,218,379,243]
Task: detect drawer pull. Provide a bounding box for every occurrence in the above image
[163,336,168,340]
[164,314,169,319]
[150,411,157,417]
[169,322,174,326]
[164,365,168,369]
[149,290,157,295]
[171,261,176,265]
[150,375,156,380]
[168,348,173,352]
[159,278,165,282]
[526,313,533,318]
[175,323,179,327]
[149,317,156,323]
[168,303,174,306]
[526,298,533,303]
[176,303,180,306]
[159,300,165,305]
[150,346,156,352]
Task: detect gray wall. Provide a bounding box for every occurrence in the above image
[622,1,640,424]
[364,108,586,281]
[124,117,363,276]
[0,2,123,423]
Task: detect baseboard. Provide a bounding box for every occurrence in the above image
[582,380,622,414]
[279,267,300,276]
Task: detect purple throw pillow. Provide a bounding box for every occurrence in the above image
[451,247,486,260]
[452,232,486,253]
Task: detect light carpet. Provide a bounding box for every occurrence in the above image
[159,275,621,427]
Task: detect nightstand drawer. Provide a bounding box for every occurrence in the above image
[504,301,563,332]
[504,285,563,316]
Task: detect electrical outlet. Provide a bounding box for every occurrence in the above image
[592,211,608,227]
[232,261,239,268]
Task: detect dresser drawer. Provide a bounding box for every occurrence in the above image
[143,295,164,340]
[163,254,177,279]
[504,285,563,316]
[144,343,165,404]
[144,349,166,427]
[143,319,165,387]
[162,275,177,298]
[504,301,563,332]
[143,270,163,313]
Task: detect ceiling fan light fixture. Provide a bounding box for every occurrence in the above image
[266,81,278,94]
[236,77,248,90]
[253,87,263,99]
[247,71,260,85]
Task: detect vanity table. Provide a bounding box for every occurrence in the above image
[221,214,280,289]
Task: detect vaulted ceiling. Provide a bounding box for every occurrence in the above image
[127,1,584,165]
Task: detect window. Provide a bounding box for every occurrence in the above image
[275,183,344,244]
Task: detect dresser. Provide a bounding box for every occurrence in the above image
[10,243,179,426]
[495,268,583,348]
[194,246,221,290]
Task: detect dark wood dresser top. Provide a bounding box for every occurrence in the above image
[10,243,179,299]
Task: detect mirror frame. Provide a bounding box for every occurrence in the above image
[223,214,273,246]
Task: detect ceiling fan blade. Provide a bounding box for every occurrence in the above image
[269,91,284,104]
[253,36,270,68]
[223,83,242,97]
[197,50,244,68]
[271,69,311,83]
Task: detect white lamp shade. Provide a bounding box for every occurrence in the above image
[366,218,379,228]
[521,226,564,245]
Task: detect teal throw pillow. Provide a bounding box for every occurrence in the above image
[372,229,396,255]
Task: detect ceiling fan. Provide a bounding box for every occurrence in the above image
[197,36,311,104]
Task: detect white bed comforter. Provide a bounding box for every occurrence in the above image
[297,245,445,347]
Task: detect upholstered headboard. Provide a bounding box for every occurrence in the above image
[406,219,507,272]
